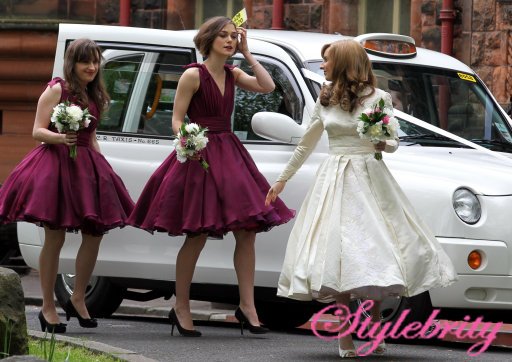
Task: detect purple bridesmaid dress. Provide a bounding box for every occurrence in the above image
[0,78,134,236]
[128,63,294,238]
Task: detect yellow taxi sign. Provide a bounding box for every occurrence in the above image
[233,8,248,27]
[457,72,476,82]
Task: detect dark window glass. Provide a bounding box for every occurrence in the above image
[101,54,144,132]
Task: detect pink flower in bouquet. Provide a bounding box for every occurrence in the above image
[356,98,400,160]
[173,123,209,171]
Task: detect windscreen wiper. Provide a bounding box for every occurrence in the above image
[469,138,512,150]
[399,134,470,148]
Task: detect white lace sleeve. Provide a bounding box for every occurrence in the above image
[276,101,324,182]
[382,91,400,153]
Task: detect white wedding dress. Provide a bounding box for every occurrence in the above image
[277,88,458,302]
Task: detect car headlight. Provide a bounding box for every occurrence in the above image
[452,188,481,224]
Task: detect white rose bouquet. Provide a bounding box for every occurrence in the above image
[357,98,400,160]
[173,122,209,171]
[50,101,93,160]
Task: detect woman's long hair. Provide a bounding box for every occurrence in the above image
[63,38,110,112]
[319,40,376,112]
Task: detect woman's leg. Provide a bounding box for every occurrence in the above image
[370,300,382,323]
[39,227,66,324]
[369,299,387,354]
[334,294,356,352]
[233,229,261,326]
[69,233,103,319]
[174,234,208,330]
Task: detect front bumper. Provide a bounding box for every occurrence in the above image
[431,237,512,310]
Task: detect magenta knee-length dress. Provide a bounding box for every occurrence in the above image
[128,63,294,238]
[0,78,134,236]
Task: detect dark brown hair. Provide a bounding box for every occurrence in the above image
[63,38,110,112]
[193,16,237,57]
[319,40,376,112]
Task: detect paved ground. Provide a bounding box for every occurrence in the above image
[21,269,235,321]
[19,269,512,361]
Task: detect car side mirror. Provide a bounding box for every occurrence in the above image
[251,112,305,144]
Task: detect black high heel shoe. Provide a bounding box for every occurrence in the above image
[168,309,202,337]
[234,307,269,335]
[38,310,66,333]
[64,300,98,328]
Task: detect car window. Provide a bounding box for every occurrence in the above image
[373,63,512,152]
[99,48,194,137]
[101,53,144,132]
[139,52,192,136]
[228,57,304,142]
[307,60,512,153]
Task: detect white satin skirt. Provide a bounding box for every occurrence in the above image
[277,149,458,302]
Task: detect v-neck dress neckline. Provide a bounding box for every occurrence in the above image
[203,64,227,98]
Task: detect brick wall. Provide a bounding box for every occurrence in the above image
[0,30,57,182]
[470,0,512,105]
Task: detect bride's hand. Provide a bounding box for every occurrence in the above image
[374,141,386,151]
[265,181,286,206]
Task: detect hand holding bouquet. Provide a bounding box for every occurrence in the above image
[50,101,93,160]
[173,122,209,171]
[357,98,400,160]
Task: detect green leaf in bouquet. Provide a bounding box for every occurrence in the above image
[359,113,370,122]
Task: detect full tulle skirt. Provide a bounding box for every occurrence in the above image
[128,133,294,237]
[0,143,134,236]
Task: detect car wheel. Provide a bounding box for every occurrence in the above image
[349,291,433,325]
[0,222,29,275]
[256,300,317,329]
[54,274,126,318]
[0,244,16,265]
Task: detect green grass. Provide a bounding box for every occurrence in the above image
[29,337,121,362]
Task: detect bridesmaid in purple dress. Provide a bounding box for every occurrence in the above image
[128,17,294,336]
[0,39,134,333]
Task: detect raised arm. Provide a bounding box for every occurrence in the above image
[232,27,275,94]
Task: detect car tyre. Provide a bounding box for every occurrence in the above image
[54,274,126,318]
[256,300,318,330]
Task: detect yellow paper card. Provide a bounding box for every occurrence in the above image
[232,8,248,27]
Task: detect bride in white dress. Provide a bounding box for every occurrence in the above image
[266,39,458,358]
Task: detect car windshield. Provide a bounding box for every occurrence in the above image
[306,60,512,153]
[394,114,471,149]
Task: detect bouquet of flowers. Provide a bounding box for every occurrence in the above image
[356,98,400,160]
[173,122,209,171]
[50,101,93,160]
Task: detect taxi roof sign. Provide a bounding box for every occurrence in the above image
[355,33,417,58]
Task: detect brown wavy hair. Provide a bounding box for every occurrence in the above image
[319,40,376,112]
[193,16,237,57]
[63,38,110,112]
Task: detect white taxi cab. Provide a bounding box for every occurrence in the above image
[16,24,512,328]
